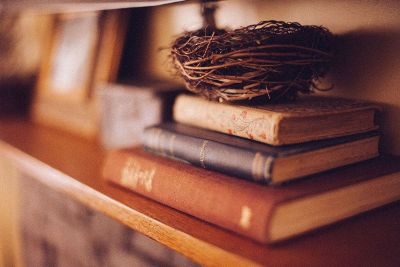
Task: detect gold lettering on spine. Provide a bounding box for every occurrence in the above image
[168,134,176,157]
[263,156,274,181]
[239,206,252,229]
[121,158,155,192]
[251,153,265,182]
[199,140,209,168]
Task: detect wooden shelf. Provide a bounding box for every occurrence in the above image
[0,117,399,266]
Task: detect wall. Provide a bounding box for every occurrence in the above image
[145,0,400,155]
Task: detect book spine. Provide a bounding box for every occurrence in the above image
[143,126,275,183]
[103,149,275,244]
[173,95,281,145]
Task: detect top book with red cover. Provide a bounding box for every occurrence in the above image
[173,94,380,145]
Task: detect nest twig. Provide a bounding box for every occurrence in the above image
[171,20,334,102]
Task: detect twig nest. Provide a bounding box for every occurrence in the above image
[171,20,334,103]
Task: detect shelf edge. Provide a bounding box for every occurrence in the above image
[0,140,262,267]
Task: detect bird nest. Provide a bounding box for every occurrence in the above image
[171,20,334,102]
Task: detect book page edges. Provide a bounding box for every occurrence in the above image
[271,136,380,183]
[274,109,377,145]
[268,171,400,243]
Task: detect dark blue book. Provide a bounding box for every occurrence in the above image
[143,123,380,184]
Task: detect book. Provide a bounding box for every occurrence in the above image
[97,81,182,148]
[173,94,380,145]
[103,147,400,244]
[143,123,380,184]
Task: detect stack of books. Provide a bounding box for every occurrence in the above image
[103,94,400,244]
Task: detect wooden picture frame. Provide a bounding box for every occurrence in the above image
[32,10,128,138]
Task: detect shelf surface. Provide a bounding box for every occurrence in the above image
[0,117,399,266]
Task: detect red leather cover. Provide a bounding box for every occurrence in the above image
[103,147,400,243]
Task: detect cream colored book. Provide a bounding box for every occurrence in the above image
[173,95,380,145]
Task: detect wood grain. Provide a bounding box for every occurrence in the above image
[0,117,399,266]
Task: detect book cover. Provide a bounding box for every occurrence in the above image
[144,123,380,184]
[103,148,400,244]
[173,94,380,145]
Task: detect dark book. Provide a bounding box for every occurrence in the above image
[103,147,400,244]
[143,123,380,184]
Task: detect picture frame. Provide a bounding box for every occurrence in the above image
[32,10,128,138]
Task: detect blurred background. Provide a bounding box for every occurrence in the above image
[1,0,399,266]
[2,0,400,152]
